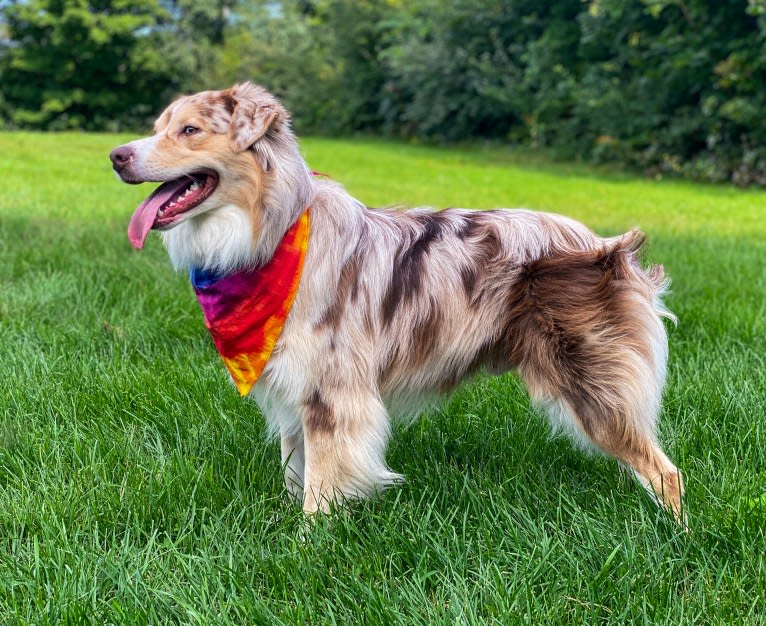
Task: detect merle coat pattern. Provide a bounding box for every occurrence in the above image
[110,83,683,519]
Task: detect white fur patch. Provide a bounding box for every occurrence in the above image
[161,204,256,272]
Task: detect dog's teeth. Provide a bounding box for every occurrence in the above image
[189,182,200,191]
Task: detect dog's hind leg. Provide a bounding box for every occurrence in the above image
[299,387,401,514]
[510,235,684,520]
[538,393,684,520]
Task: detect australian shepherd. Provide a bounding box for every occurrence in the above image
[110,83,683,519]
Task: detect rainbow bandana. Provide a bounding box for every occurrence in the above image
[190,211,310,396]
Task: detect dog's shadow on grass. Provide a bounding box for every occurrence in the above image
[382,373,640,521]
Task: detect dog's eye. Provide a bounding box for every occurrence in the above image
[182,125,200,136]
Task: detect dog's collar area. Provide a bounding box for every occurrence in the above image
[189,210,311,396]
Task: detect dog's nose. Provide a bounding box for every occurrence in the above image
[109,145,134,171]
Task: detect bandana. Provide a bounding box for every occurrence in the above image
[190,210,310,396]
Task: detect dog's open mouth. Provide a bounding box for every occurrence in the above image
[128,171,219,249]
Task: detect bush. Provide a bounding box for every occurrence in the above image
[4,0,766,184]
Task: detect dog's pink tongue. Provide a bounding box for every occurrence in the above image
[127,179,188,249]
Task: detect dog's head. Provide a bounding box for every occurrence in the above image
[110,83,305,253]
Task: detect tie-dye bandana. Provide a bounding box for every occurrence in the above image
[190,210,310,396]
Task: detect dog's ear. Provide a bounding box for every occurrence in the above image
[227,84,282,153]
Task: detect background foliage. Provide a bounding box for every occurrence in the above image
[3,0,766,183]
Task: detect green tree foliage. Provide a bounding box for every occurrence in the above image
[0,0,232,130]
[380,0,583,142]
[2,0,168,129]
[204,0,395,135]
[571,0,766,184]
[378,0,766,183]
[3,0,766,182]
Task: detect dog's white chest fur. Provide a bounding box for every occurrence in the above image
[162,204,256,272]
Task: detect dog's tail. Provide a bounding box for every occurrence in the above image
[604,228,676,325]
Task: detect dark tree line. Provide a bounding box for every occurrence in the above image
[3,0,766,183]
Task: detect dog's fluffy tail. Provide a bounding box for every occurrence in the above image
[607,228,676,325]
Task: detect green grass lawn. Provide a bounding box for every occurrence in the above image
[1,131,765,625]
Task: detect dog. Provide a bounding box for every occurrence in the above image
[110,82,683,519]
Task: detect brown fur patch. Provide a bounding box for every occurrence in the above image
[304,389,335,434]
[381,212,447,327]
[220,92,237,114]
[456,211,492,240]
[316,252,363,331]
[408,300,444,369]
[503,241,649,438]
[460,224,503,305]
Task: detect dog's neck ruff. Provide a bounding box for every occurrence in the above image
[190,210,310,396]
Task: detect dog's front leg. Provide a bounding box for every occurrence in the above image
[302,429,347,514]
[299,388,397,514]
[280,428,305,502]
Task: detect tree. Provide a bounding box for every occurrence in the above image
[203,0,399,135]
[0,0,226,130]
[381,0,582,142]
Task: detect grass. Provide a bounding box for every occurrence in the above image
[1,130,765,624]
